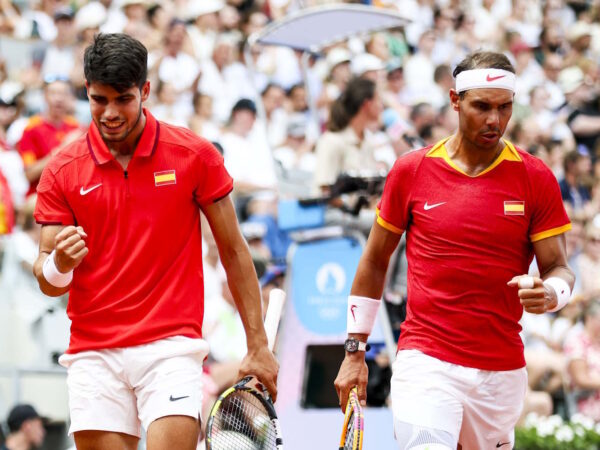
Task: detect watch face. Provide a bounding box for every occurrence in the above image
[345,339,358,352]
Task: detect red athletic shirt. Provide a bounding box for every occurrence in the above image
[376,138,571,371]
[0,169,14,235]
[34,109,233,354]
[18,115,80,196]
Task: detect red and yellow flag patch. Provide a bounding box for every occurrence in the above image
[504,201,524,215]
[154,170,176,186]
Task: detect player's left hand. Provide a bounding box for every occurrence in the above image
[238,344,279,402]
[508,275,558,314]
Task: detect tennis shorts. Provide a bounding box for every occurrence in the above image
[390,350,527,450]
[58,336,209,437]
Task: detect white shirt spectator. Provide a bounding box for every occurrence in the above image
[199,60,256,124]
[221,127,277,190]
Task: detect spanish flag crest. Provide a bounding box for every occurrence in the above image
[154,170,176,187]
[504,201,524,215]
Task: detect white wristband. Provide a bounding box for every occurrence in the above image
[347,295,380,334]
[544,277,571,313]
[42,250,73,288]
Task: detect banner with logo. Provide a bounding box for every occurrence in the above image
[276,235,397,449]
[290,236,361,335]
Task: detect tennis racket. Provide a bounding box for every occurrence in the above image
[205,288,286,450]
[339,387,364,450]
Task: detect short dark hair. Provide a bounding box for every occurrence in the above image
[84,33,148,93]
[453,51,515,77]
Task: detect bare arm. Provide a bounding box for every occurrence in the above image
[570,114,600,137]
[33,224,88,297]
[508,234,574,314]
[569,359,600,391]
[202,195,279,400]
[334,220,401,411]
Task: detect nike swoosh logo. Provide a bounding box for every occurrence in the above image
[169,395,190,402]
[350,305,357,322]
[424,202,446,211]
[486,74,506,82]
[496,442,510,448]
[80,184,102,195]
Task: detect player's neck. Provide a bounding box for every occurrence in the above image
[106,113,147,165]
[445,133,505,176]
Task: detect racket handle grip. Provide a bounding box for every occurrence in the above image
[265,288,286,351]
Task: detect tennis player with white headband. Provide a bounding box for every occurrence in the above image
[335,50,574,450]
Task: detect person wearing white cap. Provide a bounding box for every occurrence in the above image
[350,52,386,82]
[335,50,574,450]
[185,0,225,61]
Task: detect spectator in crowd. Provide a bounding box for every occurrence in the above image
[188,92,221,142]
[17,77,81,196]
[261,82,288,148]
[313,77,383,194]
[559,65,600,156]
[221,98,277,203]
[316,47,352,116]
[40,7,76,80]
[559,149,592,212]
[198,32,255,124]
[185,0,224,62]
[151,80,188,127]
[575,218,600,301]
[273,115,315,176]
[153,18,199,122]
[564,299,600,421]
[0,166,13,235]
[1,404,46,450]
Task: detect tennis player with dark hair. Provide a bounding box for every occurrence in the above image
[335,50,574,449]
[32,33,278,450]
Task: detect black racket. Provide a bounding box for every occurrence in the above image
[205,288,285,450]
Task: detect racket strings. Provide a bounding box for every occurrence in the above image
[210,391,277,449]
[342,410,357,450]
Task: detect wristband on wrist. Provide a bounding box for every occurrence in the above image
[347,295,380,334]
[544,277,571,313]
[42,250,73,288]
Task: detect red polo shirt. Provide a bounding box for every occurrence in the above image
[34,109,233,353]
[377,138,570,371]
[18,114,80,196]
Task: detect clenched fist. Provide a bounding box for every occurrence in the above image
[53,226,89,272]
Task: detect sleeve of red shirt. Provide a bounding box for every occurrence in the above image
[34,166,75,225]
[17,128,38,167]
[376,153,419,234]
[194,141,234,207]
[528,159,571,242]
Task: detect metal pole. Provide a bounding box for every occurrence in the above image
[299,51,320,142]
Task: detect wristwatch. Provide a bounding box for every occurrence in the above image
[344,337,370,353]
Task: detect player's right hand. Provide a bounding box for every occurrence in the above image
[53,226,88,272]
[334,353,368,413]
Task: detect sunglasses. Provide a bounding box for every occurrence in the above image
[44,74,70,84]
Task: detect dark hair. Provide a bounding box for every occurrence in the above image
[84,33,148,93]
[261,82,283,97]
[453,51,515,99]
[328,77,376,132]
[563,149,582,173]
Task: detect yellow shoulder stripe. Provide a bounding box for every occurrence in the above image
[376,208,403,234]
[530,223,572,242]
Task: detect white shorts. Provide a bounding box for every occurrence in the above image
[59,336,209,437]
[391,350,527,450]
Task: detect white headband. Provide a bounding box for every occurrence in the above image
[455,69,516,93]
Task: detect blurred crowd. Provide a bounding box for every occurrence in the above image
[1,0,600,442]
